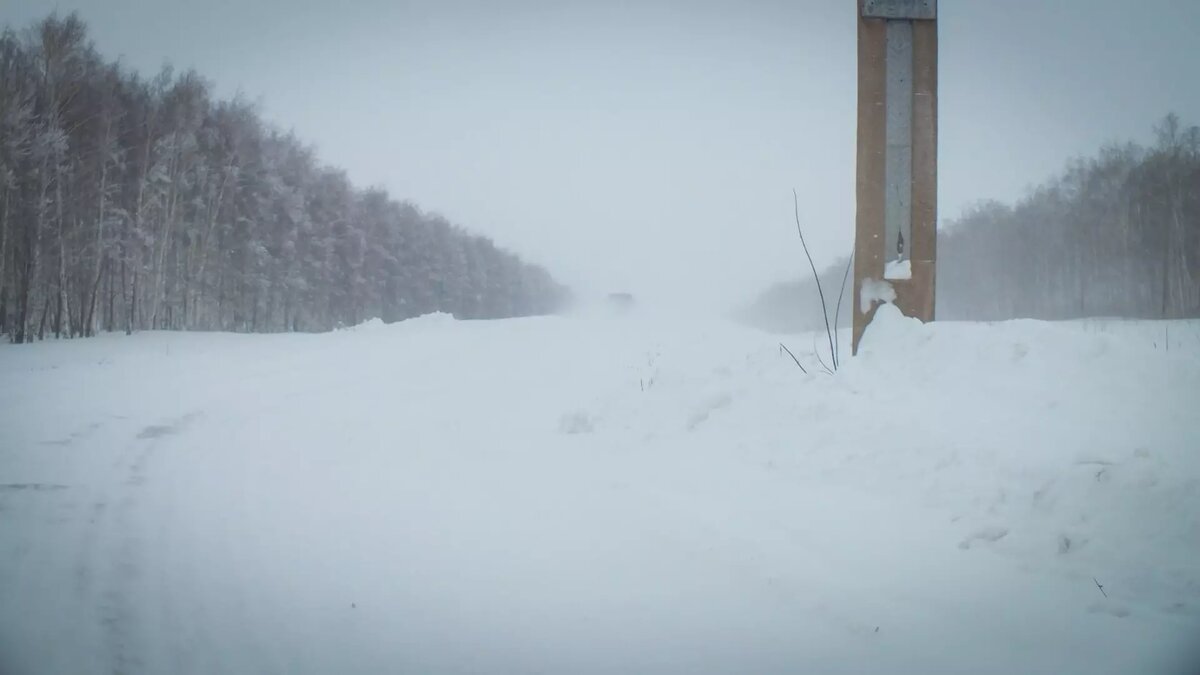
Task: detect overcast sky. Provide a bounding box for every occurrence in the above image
[4,0,1198,310]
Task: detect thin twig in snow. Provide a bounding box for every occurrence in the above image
[779,342,808,374]
[793,189,837,371]
[833,250,854,369]
[812,332,835,376]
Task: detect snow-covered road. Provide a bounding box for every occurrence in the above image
[2,309,1198,673]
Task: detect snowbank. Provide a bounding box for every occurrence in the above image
[0,309,1197,674]
[345,312,458,332]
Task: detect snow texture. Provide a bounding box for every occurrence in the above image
[1,311,1199,674]
[860,277,897,314]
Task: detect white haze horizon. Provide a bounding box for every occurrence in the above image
[4,0,1198,313]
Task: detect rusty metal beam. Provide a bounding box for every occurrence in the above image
[853,0,937,355]
[884,20,913,267]
[862,0,937,20]
[853,6,888,355]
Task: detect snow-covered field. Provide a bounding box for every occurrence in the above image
[1,305,1198,674]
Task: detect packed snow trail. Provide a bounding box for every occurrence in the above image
[1,308,1198,674]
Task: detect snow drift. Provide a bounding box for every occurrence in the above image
[1,306,1197,674]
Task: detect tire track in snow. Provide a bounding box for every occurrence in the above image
[92,412,201,675]
[1,419,122,673]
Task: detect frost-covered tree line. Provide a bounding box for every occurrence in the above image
[939,114,1200,320]
[740,114,1200,331]
[0,14,568,343]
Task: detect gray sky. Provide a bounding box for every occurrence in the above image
[5,0,1199,310]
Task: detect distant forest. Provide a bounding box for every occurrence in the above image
[0,14,569,343]
[740,114,1200,332]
